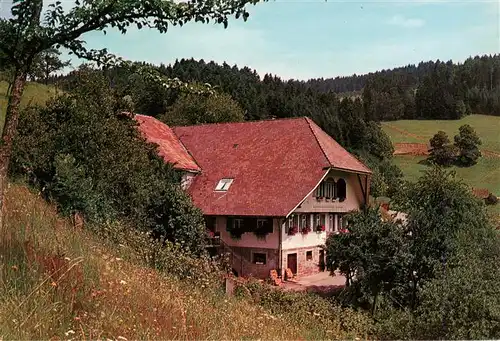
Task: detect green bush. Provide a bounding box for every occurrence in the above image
[12,70,207,254]
[486,193,498,205]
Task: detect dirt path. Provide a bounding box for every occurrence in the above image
[383,123,429,141]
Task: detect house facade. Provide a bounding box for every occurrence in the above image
[135,115,371,279]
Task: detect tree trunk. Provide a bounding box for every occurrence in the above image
[0,70,27,227]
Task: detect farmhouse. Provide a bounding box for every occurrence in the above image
[135,115,372,279]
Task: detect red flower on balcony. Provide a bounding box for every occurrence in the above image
[339,228,349,234]
[316,225,326,232]
[288,226,299,236]
[301,226,312,235]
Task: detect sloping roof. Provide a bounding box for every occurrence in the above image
[306,118,372,174]
[173,117,371,217]
[134,114,200,172]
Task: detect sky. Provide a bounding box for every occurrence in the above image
[1,0,499,80]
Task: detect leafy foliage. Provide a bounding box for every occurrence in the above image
[159,91,245,126]
[428,131,457,166]
[427,125,482,167]
[327,166,499,338]
[12,70,207,254]
[28,48,70,84]
[325,207,407,313]
[454,124,482,166]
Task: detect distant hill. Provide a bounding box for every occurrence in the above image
[382,114,500,216]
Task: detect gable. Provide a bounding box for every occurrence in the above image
[174,117,371,216]
[134,114,200,172]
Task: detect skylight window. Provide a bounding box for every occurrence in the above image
[215,178,234,191]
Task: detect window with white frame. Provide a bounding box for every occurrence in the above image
[315,179,336,198]
[338,215,348,230]
[315,213,326,227]
[329,214,335,232]
[215,178,234,191]
[300,214,309,228]
[234,218,244,230]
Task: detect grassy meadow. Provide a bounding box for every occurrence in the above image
[0,183,372,340]
[382,115,500,152]
[382,115,500,215]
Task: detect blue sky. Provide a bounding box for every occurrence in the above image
[1,0,499,80]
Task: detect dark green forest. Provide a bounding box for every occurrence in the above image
[52,54,500,122]
[47,54,499,198]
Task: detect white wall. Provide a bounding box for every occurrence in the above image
[293,169,366,214]
[180,171,197,190]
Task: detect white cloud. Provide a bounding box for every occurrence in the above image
[387,15,425,28]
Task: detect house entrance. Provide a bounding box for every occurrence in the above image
[319,249,325,271]
[287,253,297,275]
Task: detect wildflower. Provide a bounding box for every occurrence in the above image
[65,330,75,336]
[11,265,18,271]
[51,281,57,287]
[74,316,81,321]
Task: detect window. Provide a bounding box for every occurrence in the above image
[329,214,335,232]
[204,216,216,232]
[315,214,326,226]
[337,178,347,200]
[315,179,336,199]
[300,214,309,228]
[306,251,313,261]
[338,215,348,230]
[257,219,273,234]
[234,218,244,230]
[215,178,234,191]
[252,252,267,265]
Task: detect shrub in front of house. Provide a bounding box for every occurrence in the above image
[11,70,207,254]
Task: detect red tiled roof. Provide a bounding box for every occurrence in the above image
[174,117,371,217]
[134,114,200,172]
[306,118,372,174]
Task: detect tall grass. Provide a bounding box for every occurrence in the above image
[0,183,373,340]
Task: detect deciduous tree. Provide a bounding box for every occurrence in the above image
[160,91,245,126]
[0,0,259,226]
[454,124,482,166]
[428,130,457,166]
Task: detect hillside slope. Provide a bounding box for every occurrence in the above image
[0,183,371,340]
[0,80,58,129]
[381,115,500,215]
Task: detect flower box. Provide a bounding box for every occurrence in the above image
[288,226,299,236]
[316,225,326,232]
[301,226,312,235]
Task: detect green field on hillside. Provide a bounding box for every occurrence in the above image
[382,115,500,152]
[394,155,500,195]
[383,115,500,215]
[0,80,58,130]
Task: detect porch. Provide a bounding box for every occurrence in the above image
[282,270,346,296]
